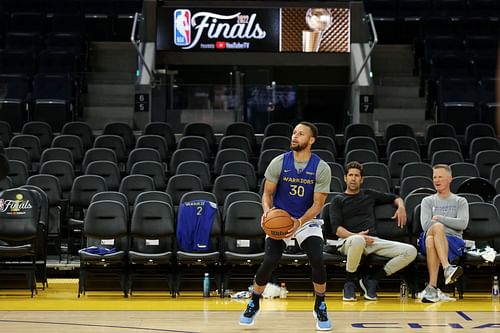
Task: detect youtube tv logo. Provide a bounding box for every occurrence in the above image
[216,41,226,49]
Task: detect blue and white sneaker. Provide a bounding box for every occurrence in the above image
[343,281,357,301]
[313,301,332,331]
[239,300,259,326]
[359,277,378,301]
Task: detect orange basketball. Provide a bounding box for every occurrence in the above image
[262,209,295,240]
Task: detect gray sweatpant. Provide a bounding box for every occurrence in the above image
[338,235,417,276]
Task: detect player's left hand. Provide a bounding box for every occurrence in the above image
[285,218,301,238]
[392,206,407,228]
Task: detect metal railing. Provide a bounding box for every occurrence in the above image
[131,12,156,86]
[350,13,378,85]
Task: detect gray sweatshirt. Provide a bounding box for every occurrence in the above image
[420,193,469,238]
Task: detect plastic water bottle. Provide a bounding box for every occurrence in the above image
[203,273,210,297]
[279,282,287,299]
[400,280,408,302]
[492,276,499,302]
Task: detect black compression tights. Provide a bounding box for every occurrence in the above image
[254,236,327,286]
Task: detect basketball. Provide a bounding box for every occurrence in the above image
[262,209,295,240]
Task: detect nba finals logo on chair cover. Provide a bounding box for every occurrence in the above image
[0,193,32,215]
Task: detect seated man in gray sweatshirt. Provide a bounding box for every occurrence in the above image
[419,164,469,303]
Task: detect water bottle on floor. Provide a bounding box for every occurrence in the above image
[203,273,210,297]
[279,282,287,299]
[400,280,408,302]
[492,276,499,302]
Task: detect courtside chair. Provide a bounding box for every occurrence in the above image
[222,200,265,294]
[128,200,176,296]
[78,200,129,298]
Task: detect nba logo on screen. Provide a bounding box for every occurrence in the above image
[174,9,191,46]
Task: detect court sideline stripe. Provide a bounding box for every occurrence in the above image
[0,319,200,333]
[456,311,473,321]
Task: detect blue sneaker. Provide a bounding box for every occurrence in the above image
[239,300,259,326]
[342,281,356,301]
[313,301,332,331]
[359,278,378,301]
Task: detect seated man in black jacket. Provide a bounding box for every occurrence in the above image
[330,161,417,301]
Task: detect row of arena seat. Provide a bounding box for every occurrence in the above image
[6,150,500,195]
[1,119,497,147]
[1,185,499,297]
[1,120,498,156]
[6,157,500,263]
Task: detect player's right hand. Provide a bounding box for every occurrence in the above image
[261,209,272,227]
[359,229,374,245]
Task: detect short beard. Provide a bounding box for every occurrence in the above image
[291,142,307,152]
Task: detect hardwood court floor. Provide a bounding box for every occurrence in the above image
[0,279,498,332]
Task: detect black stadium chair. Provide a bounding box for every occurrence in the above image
[128,200,176,296]
[401,162,432,180]
[344,123,376,141]
[0,188,45,297]
[130,161,167,191]
[40,147,74,167]
[456,177,497,202]
[222,191,261,220]
[177,135,211,162]
[218,135,253,159]
[134,191,173,207]
[221,161,258,192]
[169,148,204,173]
[345,136,378,156]
[263,122,293,138]
[212,174,250,205]
[222,200,265,291]
[0,121,13,146]
[345,149,378,164]
[166,174,204,206]
[119,175,155,210]
[62,121,94,150]
[10,134,42,166]
[127,147,162,173]
[450,162,479,178]
[213,148,248,177]
[384,123,415,142]
[85,160,121,191]
[21,121,53,150]
[183,122,216,152]
[363,162,391,185]
[143,122,176,152]
[175,161,212,191]
[136,135,170,163]
[78,200,129,297]
[103,122,136,152]
[51,134,84,167]
[386,136,420,157]
[225,122,257,151]
[261,135,290,152]
[6,147,32,171]
[82,148,117,171]
[94,135,127,164]
[26,174,64,257]
[7,160,28,187]
[175,191,222,294]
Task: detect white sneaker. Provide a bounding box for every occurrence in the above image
[420,285,439,303]
[444,265,463,285]
[437,288,456,302]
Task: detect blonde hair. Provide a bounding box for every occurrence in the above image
[433,164,452,177]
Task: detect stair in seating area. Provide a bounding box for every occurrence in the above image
[82,42,137,130]
[371,44,432,136]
